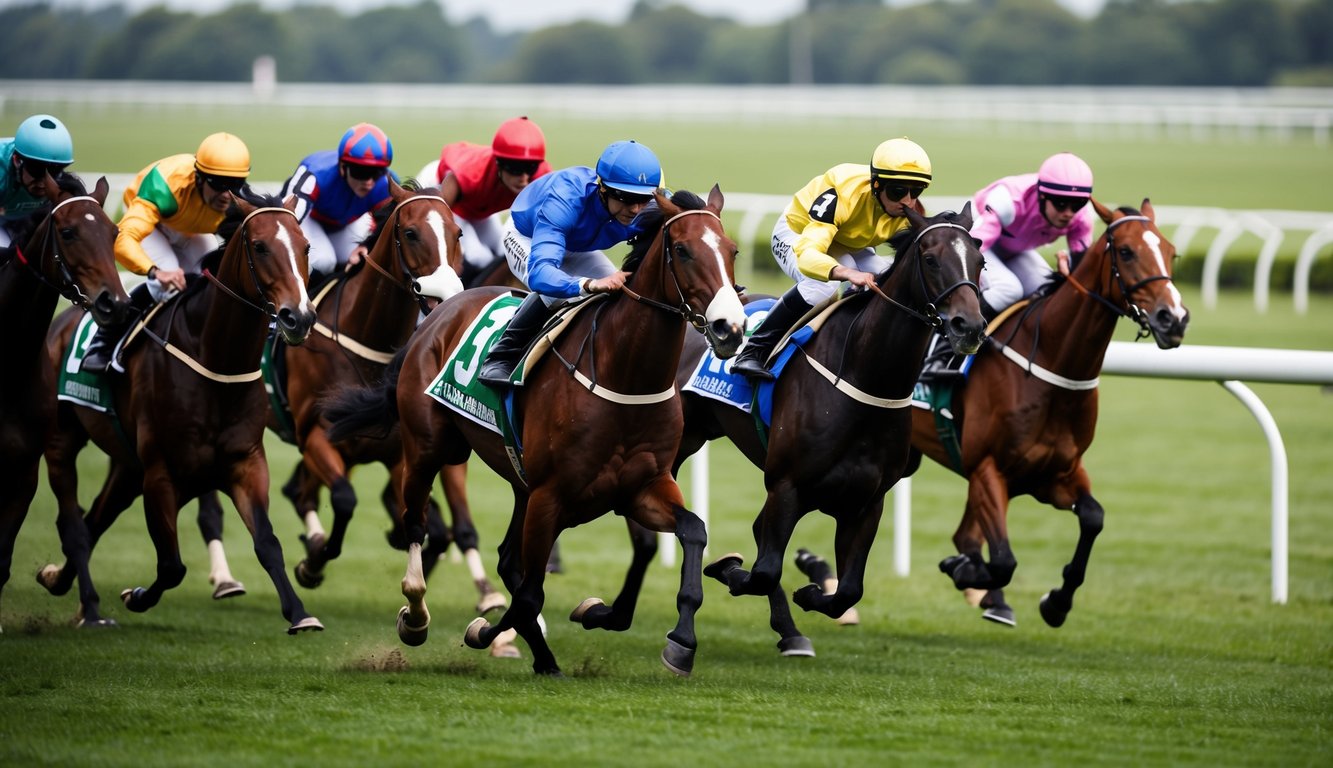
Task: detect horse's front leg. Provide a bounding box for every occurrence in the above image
[118,464,189,615]
[394,449,437,647]
[293,429,354,589]
[569,517,658,633]
[1039,479,1103,629]
[940,457,1017,594]
[0,457,40,633]
[196,491,245,600]
[793,497,885,620]
[226,454,323,634]
[705,480,801,597]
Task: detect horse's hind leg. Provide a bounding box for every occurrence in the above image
[438,463,502,613]
[570,518,657,633]
[794,548,860,626]
[197,492,245,599]
[792,499,883,622]
[939,458,1016,592]
[0,459,39,633]
[1039,490,1104,628]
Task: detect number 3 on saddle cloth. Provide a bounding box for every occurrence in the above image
[680,298,815,451]
[424,292,590,485]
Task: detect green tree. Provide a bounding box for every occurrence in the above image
[961,0,1083,84]
[504,22,642,83]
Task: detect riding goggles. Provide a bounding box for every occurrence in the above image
[344,163,388,181]
[884,183,926,201]
[200,173,246,193]
[603,186,653,206]
[20,156,69,180]
[497,158,541,177]
[1046,195,1088,212]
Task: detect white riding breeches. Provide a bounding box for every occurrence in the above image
[140,225,220,302]
[303,214,372,277]
[980,248,1051,309]
[501,219,616,308]
[771,217,890,306]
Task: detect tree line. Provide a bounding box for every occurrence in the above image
[5,0,1331,87]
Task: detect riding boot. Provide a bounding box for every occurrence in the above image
[730,286,815,381]
[477,292,553,389]
[81,282,154,374]
[979,296,1000,323]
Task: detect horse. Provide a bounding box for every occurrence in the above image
[908,198,1188,628]
[324,186,747,676]
[673,204,987,655]
[0,174,132,632]
[38,193,322,633]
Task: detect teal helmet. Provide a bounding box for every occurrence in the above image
[596,140,662,196]
[15,114,74,165]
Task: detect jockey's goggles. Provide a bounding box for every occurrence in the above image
[200,173,245,193]
[19,156,68,180]
[1045,194,1088,213]
[883,183,926,201]
[497,158,540,177]
[344,162,387,181]
[602,186,653,207]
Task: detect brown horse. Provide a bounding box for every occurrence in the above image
[39,193,321,633]
[325,187,747,676]
[911,198,1188,628]
[0,174,131,631]
[673,204,987,655]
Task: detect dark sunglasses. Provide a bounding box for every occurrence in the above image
[884,183,926,201]
[201,174,245,193]
[21,157,68,180]
[603,186,653,206]
[344,163,387,181]
[1046,195,1088,213]
[497,159,540,177]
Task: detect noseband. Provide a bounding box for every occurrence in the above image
[1066,213,1173,340]
[14,195,103,311]
[621,208,724,335]
[207,206,301,318]
[870,221,981,328]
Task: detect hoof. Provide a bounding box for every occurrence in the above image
[703,552,744,582]
[791,583,822,612]
[464,617,491,650]
[294,560,325,590]
[569,597,605,623]
[963,588,987,608]
[300,532,327,559]
[288,616,325,634]
[1039,591,1069,628]
[120,587,148,612]
[660,636,695,677]
[476,591,507,615]
[397,605,429,646]
[385,527,409,552]
[211,580,246,600]
[35,564,69,595]
[981,606,1016,627]
[835,606,861,626]
[76,617,119,629]
[489,628,522,659]
[777,636,816,657]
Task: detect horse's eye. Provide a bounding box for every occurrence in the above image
[923,252,940,269]
[673,243,692,261]
[403,229,420,242]
[252,241,269,255]
[59,227,77,241]
[1118,246,1135,260]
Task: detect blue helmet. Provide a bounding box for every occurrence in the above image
[15,114,74,165]
[596,140,662,196]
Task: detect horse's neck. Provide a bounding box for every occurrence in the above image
[0,260,59,364]
[593,265,687,389]
[195,272,268,372]
[851,280,934,395]
[1011,246,1122,379]
[330,259,418,348]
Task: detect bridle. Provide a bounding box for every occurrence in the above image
[868,220,982,328]
[620,208,725,340]
[1062,212,1172,340]
[205,206,302,319]
[13,194,105,311]
[360,194,449,315]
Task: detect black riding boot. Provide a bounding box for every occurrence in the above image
[81,281,154,374]
[979,296,1000,322]
[477,292,554,389]
[730,286,814,381]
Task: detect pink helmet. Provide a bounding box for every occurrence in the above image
[1037,153,1093,198]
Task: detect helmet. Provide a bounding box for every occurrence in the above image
[338,123,393,168]
[595,140,662,196]
[14,114,74,165]
[492,116,546,162]
[870,137,932,186]
[194,132,251,178]
[1036,152,1093,198]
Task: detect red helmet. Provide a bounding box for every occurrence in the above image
[492,116,546,162]
[338,123,393,168]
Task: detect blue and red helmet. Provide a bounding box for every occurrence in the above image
[338,123,393,168]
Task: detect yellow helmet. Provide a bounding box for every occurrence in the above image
[194,132,251,178]
[870,137,932,186]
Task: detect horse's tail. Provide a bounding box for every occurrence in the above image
[323,346,406,442]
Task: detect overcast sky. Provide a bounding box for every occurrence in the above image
[41,0,1108,33]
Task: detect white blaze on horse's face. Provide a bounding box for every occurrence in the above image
[949,237,974,282]
[412,208,465,300]
[275,222,313,310]
[699,227,746,333]
[1142,230,1188,321]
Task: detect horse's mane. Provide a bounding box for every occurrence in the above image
[882,207,971,282]
[622,189,707,273]
[5,173,92,245]
[363,179,437,251]
[1031,204,1142,297]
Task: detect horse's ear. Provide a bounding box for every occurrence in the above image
[233,195,257,216]
[41,172,60,201]
[388,174,406,200]
[707,183,724,213]
[902,203,926,229]
[282,194,299,213]
[654,188,678,216]
[1091,197,1114,224]
[92,176,110,208]
[1141,198,1154,220]
[956,200,974,229]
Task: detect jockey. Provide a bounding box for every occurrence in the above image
[0,114,76,253]
[971,152,1095,318]
[280,122,398,279]
[82,132,251,374]
[476,139,662,390]
[731,137,932,381]
[415,116,551,281]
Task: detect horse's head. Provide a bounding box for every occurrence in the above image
[1088,198,1189,349]
[897,202,986,355]
[38,175,132,326]
[373,177,464,313]
[224,195,316,345]
[653,184,747,359]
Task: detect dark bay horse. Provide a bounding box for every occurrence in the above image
[0,175,131,631]
[676,204,987,655]
[40,194,321,633]
[912,198,1188,628]
[325,187,747,676]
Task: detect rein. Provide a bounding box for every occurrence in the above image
[15,194,102,311]
[620,209,721,331]
[205,206,301,318]
[868,221,981,328]
[1062,213,1170,340]
[362,194,448,315]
